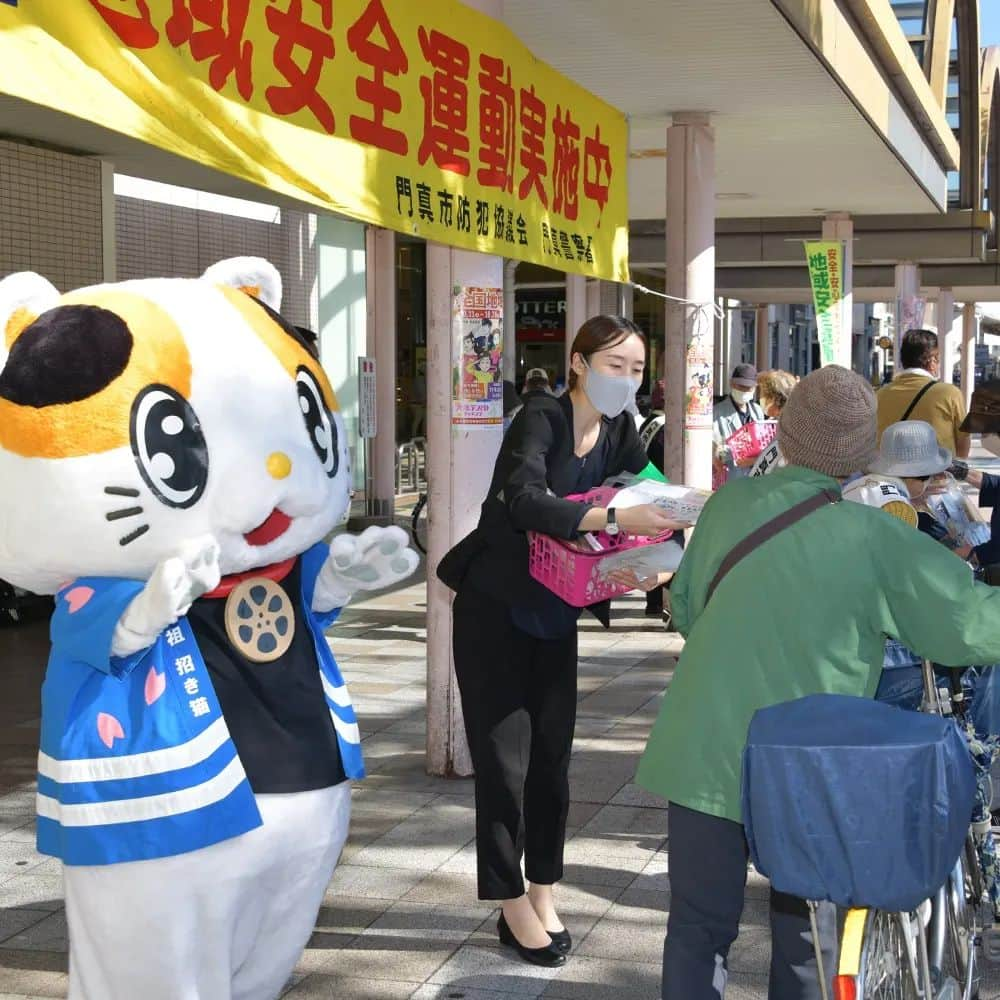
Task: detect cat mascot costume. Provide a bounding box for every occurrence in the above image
[0,258,418,999]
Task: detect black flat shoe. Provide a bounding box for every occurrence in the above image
[497,914,567,967]
[548,927,572,954]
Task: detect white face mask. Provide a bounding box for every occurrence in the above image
[581,361,641,419]
[731,388,755,405]
[983,434,1000,458]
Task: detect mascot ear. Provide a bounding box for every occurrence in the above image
[0,272,60,366]
[203,257,282,312]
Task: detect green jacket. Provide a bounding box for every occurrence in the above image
[636,465,1000,823]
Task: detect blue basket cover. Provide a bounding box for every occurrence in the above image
[742,694,975,912]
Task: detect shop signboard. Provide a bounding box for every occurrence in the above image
[358,357,377,439]
[0,1,629,281]
[453,285,503,426]
[804,240,844,368]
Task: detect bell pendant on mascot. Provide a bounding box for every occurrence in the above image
[0,258,418,1000]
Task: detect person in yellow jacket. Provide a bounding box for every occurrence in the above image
[637,365,1000,1000]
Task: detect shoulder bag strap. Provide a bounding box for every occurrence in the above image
[704,489,841,607]
[900,379,936,421]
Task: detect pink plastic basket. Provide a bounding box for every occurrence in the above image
[528,487,673,607]
[726,420,777,464]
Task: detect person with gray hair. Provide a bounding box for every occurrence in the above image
[636,365,1000,1000]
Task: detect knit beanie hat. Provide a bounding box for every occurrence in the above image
[778,365,877,477]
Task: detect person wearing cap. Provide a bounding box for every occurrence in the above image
[876,328,970,458]
[636,366,1000,1000]
[713,363,766,479]
[522,368,553,398]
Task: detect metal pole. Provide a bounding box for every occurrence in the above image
[808,901,831,1000]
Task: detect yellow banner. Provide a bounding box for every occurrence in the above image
[804,241,844,368]
[0,1,629,281]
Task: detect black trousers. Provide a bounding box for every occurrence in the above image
[452,587,578,900]
[663,803,835,1000]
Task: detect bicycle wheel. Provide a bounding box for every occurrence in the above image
[850,909,920,999]
[939,852,981,999]
[411,493,428,555]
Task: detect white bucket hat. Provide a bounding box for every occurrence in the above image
[870,420,951,478]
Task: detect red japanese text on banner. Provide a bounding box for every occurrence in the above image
[0,0,629,281]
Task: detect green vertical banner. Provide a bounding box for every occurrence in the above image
[804,241,845,368]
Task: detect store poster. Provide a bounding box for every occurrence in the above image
[452,285,503,426]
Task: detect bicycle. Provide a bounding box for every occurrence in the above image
[830,657,995,1000]
[411,492,428,555]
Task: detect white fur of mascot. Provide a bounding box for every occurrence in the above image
[0,257,418,999]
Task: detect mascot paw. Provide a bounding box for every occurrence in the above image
[317,527,418,608]
[331,526,419,591]
[115,536,221,657]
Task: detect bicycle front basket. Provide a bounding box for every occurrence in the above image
[742,693,975,912]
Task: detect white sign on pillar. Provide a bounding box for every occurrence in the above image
[425,244,504,778]
[358,358,377,438]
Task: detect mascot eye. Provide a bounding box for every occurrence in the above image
[296,366,338,478]
[130,385,208,508]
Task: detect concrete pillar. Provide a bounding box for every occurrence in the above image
[663,113,715,490]
[822,213,854,369]
[585,278,601,318]
[502,259,517,383]
[961,303,977,409]
[365,226,396,519]
[937,288,956,386]
[755,304,770,370]
[318,216,367,491]
[564,273,587,381]
[425,245,503,777]
[894,261,921,361]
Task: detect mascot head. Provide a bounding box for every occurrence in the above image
[0,257,350,594]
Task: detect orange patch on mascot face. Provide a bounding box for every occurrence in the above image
[0,290,192,460]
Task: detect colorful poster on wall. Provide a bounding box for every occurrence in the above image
[804,241,845,368]
[453,286,503,426]
[684,305,714,429]
[0,1,630,281]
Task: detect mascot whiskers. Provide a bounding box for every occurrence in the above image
[0,257,418,999]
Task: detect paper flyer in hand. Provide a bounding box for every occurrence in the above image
[596,539,686,580]
[602,478,711,524]
[924,485,991,548]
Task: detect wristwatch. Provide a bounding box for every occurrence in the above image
[605,508,621,536]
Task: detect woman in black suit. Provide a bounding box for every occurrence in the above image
[439,316,685,966]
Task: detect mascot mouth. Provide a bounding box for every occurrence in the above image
[244,508,292,547]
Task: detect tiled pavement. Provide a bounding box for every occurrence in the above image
[2,569,1000,998]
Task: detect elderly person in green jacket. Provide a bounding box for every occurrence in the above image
[637,365,1000,1000]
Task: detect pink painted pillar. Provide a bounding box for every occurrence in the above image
[365,226,397,520]
[663,113,715,489]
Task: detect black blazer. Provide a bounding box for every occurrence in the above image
[438,392,648,608]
